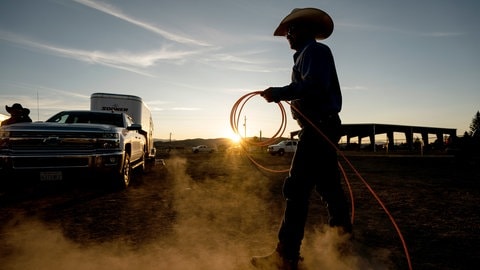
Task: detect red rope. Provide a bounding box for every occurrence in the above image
[230,91,413,270]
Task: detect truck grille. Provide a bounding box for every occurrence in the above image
[4,130,119,151]
[13,156,90,169]
[9,137,96,151]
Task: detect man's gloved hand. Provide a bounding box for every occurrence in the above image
[261,87,281,103]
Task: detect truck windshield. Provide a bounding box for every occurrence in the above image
[46,112,124,127]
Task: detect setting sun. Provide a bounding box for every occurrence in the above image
[230,133,242,144]
[223,129,242,144]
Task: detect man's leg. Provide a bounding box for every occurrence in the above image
[251,135,313,269]
[277,176,311,258]
[315,149,352,234]
[251,176,310,270]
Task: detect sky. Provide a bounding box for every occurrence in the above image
[1,0,479,140]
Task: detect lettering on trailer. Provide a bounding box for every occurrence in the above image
[101,104,129,112]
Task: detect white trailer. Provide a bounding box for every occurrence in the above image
[90,92,156,161]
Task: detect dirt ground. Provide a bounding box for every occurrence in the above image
[0,150,478,270]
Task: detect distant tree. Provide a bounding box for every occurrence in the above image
[469,110,480,136]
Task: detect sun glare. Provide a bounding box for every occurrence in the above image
[224,129,242,144]
[230,133,242,144]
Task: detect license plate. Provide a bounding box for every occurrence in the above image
[40,171,63,181]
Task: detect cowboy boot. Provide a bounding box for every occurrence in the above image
[251,243,301,270]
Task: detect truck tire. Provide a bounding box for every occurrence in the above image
[117,152,132,189]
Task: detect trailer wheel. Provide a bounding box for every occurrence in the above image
[145,156,155,173]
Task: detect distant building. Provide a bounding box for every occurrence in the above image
[290,123,457,152]
[340,123,456,152]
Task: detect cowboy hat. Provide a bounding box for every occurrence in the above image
[273,7,334,40]
[5,103,24,114]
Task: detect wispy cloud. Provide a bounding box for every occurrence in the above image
[74,0,277,73]
[339,22,465,37]
[74,0,211,46]
[198,49,285,73]
[422,32,465,37]
[0,31,200,76]
[171,107,201,111]
[0,81,91,119]
[0,81,90,101]
[342,85,367,91]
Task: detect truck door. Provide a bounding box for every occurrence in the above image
[126,116,144,161]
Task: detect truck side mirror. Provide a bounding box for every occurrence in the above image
[127,123,142,131]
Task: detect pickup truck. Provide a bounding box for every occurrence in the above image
[267,140,298,156]
[192,145,214,153]
[0,110,146,189]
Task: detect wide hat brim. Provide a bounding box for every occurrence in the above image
[6,103,24,113]
[274,8,334,40]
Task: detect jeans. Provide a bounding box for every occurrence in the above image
[277,114,352,258]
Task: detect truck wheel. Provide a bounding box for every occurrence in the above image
[117,153,132,189]
[278,149,285,156]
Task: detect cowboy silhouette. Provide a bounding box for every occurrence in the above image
[1,103,33,126]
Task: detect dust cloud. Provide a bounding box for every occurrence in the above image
[0,155,391,270]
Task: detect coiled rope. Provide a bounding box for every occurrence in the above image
[230,91,290,173]
[230,91,413,270]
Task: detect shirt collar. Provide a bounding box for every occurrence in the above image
[293,39,316,60]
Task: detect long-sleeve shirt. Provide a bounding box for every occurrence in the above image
[271,39,342,126]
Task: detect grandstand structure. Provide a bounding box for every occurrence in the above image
[291,123,457,152]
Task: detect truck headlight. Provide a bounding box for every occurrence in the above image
[99,140,120,149]
[98,133,119,148]
[101,133,119,139]
[0,132,9,149]
[0,138,9,149]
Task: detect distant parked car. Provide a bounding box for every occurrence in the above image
[192,145,214,153]
[267,140,298,156]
